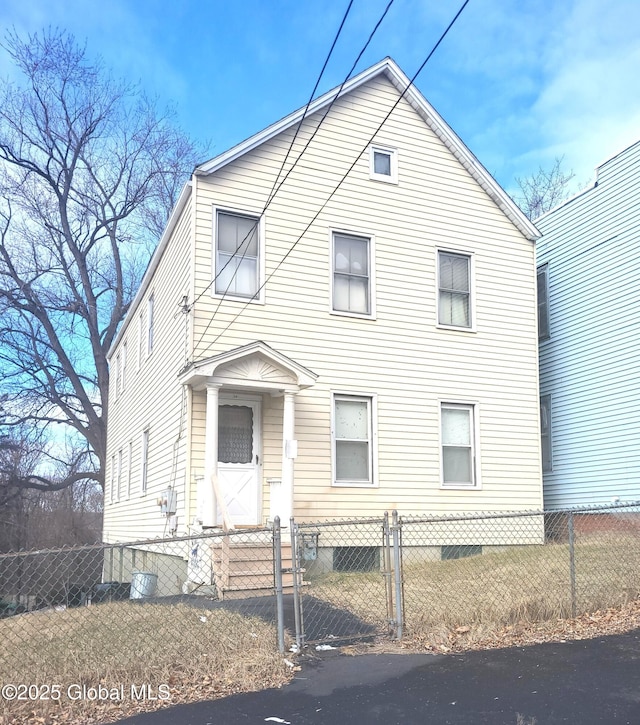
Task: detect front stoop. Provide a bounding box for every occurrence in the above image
[212,541,299,600]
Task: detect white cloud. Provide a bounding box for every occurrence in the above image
[513,0,640,183]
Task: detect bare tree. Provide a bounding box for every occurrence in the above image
[515,157,576,221]
[0,30,201,493]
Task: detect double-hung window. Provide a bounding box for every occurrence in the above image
[438,251,471,328]
[141,429,149,495]
[540,394,552,472]
[110,455,116,504]
[537,264,549,340]
[441,403,478,487]
[147,294,155,355]
[332,232,372,316]
[333,394,375,486]
[215,211,260,299]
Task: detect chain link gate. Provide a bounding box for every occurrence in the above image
[284,513,404,649]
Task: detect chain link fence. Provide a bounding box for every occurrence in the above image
[290,501,640,645]
[1,502,639,721]
[0,526,290,723]
[290,516,391,647]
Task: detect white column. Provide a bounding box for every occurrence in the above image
[281,391,297,524]
[203,383,222,527]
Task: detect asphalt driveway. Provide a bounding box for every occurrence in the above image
[117,628,640,724]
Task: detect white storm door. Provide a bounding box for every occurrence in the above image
[217,398,262,526]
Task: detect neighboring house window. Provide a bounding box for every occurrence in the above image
[540,394,552,472]
[438,251,471,328]
[369,145,398,183]
[215,210,260,299]
[441,403,478,487]
[537,264,550,340]
[332,232,372,316]
[147,294,155,355]
[141,429,149,494]
[332,394,375,486]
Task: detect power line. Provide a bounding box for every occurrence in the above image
[265,0,355,210]
[189,0,356,350]
[198,0,471,355]
[192,0,396,354]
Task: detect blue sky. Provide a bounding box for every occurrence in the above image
[1,0,639,194]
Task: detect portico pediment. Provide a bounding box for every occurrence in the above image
[179,340,317,392]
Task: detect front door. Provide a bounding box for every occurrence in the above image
[217,397,262,526]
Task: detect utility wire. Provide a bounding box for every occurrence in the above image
[199,0,471,354]
[265,0,355,209]
[192,0,396,354]
[189,0,356,317]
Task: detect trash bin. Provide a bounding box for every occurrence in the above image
[92,581,131,603]
[130,571,158,599]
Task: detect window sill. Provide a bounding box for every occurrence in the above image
[330,309,376,321]
[369,173,398,185]
[436,323,476,334]
[440,483,481,491]
[332,481,378,488]
[212,292,265,305]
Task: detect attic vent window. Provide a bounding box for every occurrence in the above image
[369,145,397,184]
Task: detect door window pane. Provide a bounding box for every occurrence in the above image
[218,405,253,464]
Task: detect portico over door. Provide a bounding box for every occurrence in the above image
[217,397,261,526]
[179,341,318,529]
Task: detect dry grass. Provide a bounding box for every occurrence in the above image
[0,601,292,725]
[310,533,640,647]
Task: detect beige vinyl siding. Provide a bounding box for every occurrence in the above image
[103,196,193,542]
[188,74,542,521]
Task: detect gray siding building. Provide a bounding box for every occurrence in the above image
[536,140,640,508]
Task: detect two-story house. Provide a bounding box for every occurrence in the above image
[103,58,542,553]
[536,139,640,509]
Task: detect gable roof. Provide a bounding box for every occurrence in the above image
[195,57,539,242]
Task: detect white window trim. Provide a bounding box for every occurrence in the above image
[126,440,133,499]
[537,264,550,341]
[439,400,481,490]
[114,351,122,399]
[212,205,266,304]
[329,227,376,320]
[137,310,143,371]
[331,391,378,488]
[141,428,150,495]
[116,448,123,502]
[147,293,155,357]
[540,394,552,473]
[121,341,127,392]
[109,454,116,504]
[436,248,476,333]
[369,144,398,184]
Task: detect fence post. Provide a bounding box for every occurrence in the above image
[391,510,403,640]
[382,511,394,634]
[290,517,305,650]
[273,517,285,653]
[568,511,577,617]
